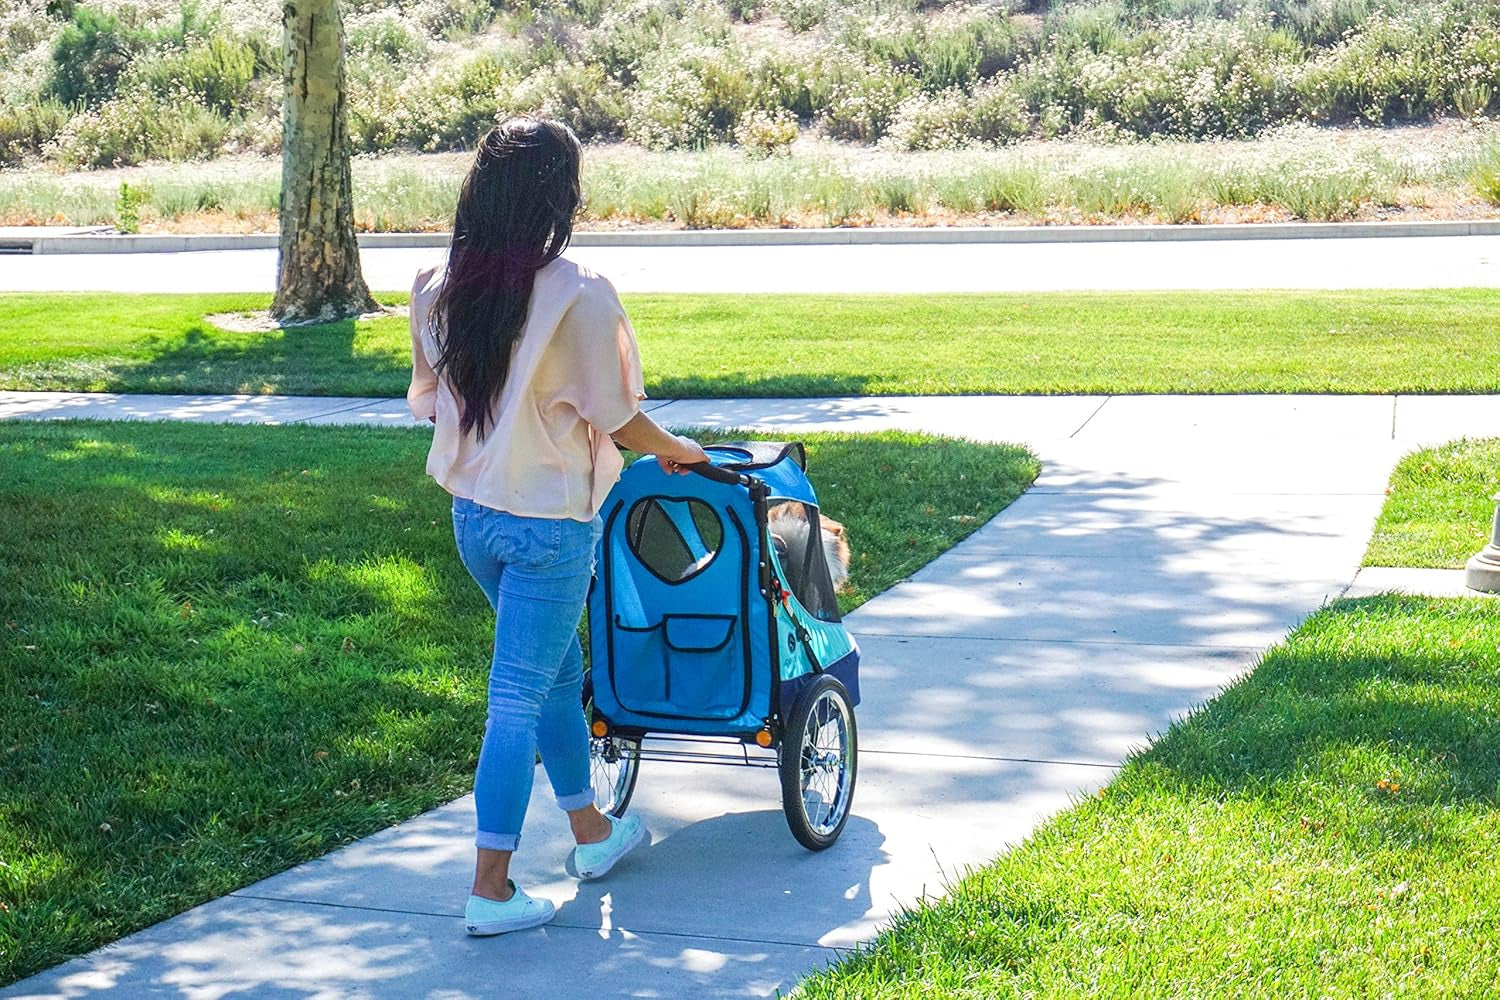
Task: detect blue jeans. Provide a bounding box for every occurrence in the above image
[452,497,602,852]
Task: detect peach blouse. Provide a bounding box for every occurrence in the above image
[407,256,645,521]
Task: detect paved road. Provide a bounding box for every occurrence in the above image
[3,391,1496,998]
[3,234,1499,293]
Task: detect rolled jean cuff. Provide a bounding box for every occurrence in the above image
[555,788,594,812]
[476,830,520,852]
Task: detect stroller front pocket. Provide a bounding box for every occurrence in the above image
[611,614,744,720]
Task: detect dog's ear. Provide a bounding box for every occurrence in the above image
[823,519,845,537]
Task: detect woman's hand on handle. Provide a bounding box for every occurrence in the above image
[609,410,708,476]
[656,433,708,476]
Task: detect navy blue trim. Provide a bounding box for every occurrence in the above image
[778,647,860,716]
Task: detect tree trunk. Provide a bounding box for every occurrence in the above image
[272,0,377,325]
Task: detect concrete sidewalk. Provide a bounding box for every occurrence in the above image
[2,391,1497,999]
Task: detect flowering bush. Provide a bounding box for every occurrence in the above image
[509,61,628,141]
[818,61,918,142]
[885,78,1030,149]
[0,98,70,166]
[4,0,1500,165]
[1014,15,1301,139]
[625,44,752,149]
[735,107,798,156]
[46,87,230,167]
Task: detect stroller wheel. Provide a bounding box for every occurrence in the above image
[779,674,857,850]
[588,733,641,818]
[583,674,640,817]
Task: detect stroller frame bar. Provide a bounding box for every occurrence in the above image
[629,732,779,769]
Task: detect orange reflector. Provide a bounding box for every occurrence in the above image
[591,719,609,738]
[755,729,773,747]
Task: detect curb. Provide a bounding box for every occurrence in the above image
[5,219,1499,254]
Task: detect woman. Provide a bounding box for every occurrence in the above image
[407,116,707,936]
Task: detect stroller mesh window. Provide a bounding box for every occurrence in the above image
[626,497,724,584]
[767,500,842,623]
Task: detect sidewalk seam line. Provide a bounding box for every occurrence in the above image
[1067,396,1111,439]
[861,748,1118,768]
[850,631,1260,652]
[288,399,383,423]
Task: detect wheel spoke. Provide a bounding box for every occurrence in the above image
[796,690,853,836]
[590,737,636,814]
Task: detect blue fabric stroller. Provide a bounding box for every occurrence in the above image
[585,441,860,849]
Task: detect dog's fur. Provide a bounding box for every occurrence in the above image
[768,502,851,593]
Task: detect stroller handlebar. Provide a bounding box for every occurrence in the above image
[684,462,754,487]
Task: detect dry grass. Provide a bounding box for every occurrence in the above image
[3,121,1498,233]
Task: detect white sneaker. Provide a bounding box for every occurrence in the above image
[568,814,648,881]
[464,882,556,936]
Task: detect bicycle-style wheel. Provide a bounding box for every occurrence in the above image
[583,674,640,817]
[588,732,640,817]
[778,674,857,850]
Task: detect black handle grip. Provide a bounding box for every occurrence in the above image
[685,462,751,486]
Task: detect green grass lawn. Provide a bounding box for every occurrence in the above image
[0,419,1036,987]
[1365,439,1500,568]
[3,290,1499,397]
[799,595,1500,998]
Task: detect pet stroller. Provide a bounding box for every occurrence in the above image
[585,441,860,849]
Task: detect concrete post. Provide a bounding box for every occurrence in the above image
[1466,492,1500,593]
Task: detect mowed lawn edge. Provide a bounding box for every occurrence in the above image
[797,595,1500,998]
[2,289,1499,397]
[0,420,1037,987]
[1364,437,1500,569]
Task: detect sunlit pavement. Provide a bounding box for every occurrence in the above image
[4,390,1496,998]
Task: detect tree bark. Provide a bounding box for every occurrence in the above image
[272,0,377,325]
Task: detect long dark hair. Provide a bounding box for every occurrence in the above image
[430,116,582,440]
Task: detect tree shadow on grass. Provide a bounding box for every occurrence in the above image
[127,317,409,397]
[9,314,410,398]
[0,420,488,985]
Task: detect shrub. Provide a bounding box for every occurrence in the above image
[771,0,828,33]
[1014,14,1301,139]
[407,0,500,39]
[397,46,524,150]
[509,61,628,141]
[46,88,231,167]
[625,64,717,148]
[1293,3,1500,125]
[125,35,258,117]
[624,45,751,149]
[582,0,727,86]
[734,107,798,156]
[1264,0,1385,46]
[885,78,1030,149]
[47,5,138,107]
[742,50,817,121]
[724,0,763,21]
[347,11,431,63]
[850,6,1030,92]
[0,97,70,166]
[114,180,143,232]
[0,1,58,65]
[818,63,917,143]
